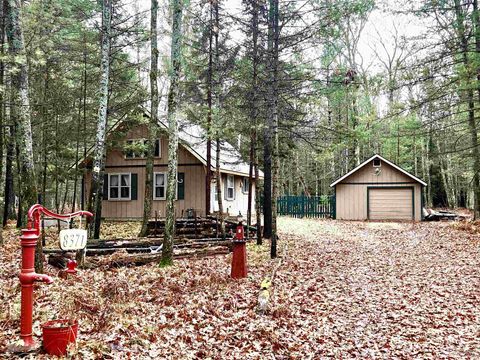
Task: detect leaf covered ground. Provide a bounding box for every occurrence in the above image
[1,218,480,358]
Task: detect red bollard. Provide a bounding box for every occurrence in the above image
[66,260,78,275]
[231,222,247,279]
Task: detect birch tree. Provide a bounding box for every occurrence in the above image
[161,0,184,266]
[140,0,159,237]
[4,0,37,261]
[245,0,261,244]
[88,0,112,239]
[213,0,226,238]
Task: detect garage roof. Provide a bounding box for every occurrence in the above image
[329,154,427,187]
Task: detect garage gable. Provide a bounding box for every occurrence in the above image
[330,155,427,187]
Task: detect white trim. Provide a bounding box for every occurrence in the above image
[153,172,167,200]
[329,154,427,187]
[108,173,132,200]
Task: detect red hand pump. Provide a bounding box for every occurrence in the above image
[19,204,92,348]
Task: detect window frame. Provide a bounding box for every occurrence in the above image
[213,184,218,202]
[373,158,381,168]
[108,173,132,201]
[241,178,249,194]
[153,172,167,200]
[226,175,235,200]
[124,138,161,159]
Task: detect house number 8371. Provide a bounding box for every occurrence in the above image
[59,229,87,251]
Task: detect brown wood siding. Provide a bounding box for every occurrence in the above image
[335,160,422,221]
[84,124,255,219]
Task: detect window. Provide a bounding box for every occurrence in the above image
[125,139,161,159]
[154,172,166,200]
[109,173,131,200]
[242,178,249,194]
[373,159,381,167]
[154,172,185,200]
[226,175,235,200]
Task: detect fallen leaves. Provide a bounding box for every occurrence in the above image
[1,218,480,358]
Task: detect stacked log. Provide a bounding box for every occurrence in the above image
[146,216,258,239]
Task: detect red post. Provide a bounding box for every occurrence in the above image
[66,260,78,275]
[231,222,247,279]
[19,228,54,347]
[18,204,93,348]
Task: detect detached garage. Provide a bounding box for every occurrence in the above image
[330,155,427,221]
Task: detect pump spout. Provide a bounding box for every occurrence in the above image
[19,272,54,285]
[35,273,54,284]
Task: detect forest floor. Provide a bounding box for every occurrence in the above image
[1,218,480,358]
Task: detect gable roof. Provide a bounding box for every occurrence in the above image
[80,110,263,179]
[173,118,263,178]
[329,154,427,187]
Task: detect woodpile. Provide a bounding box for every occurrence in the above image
[47,239,231,269]
[146,216,257,239]
[423,208,466,221]
[45,216,259,269]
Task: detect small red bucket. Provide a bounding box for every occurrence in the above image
[42,319,78,356]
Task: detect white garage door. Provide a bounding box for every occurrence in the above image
[368,188,413,220]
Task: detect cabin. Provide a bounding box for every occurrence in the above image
[330,155,426,221]
[82,117,262,220]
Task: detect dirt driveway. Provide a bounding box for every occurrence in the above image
[274,218,480,358]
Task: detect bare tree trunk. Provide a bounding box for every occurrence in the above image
[422,140,432,208]
[213,0,225,238]
[0,6,4,243]
[81,41,88,211]
[215,139,225,237]
[3,123,15,226]
[5,0,38,267]
[139,0,159,237]
[268,0,279,258]
[247,0,259,242]
[205,0,214,217]
[71,98,83,214]
[435,137,452,207]
[255,160,262,245]
[77,42,88,265]
[161,0,183,266]
[88,0,112,238]
[263,0,275,240]
[455,0,480,218]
